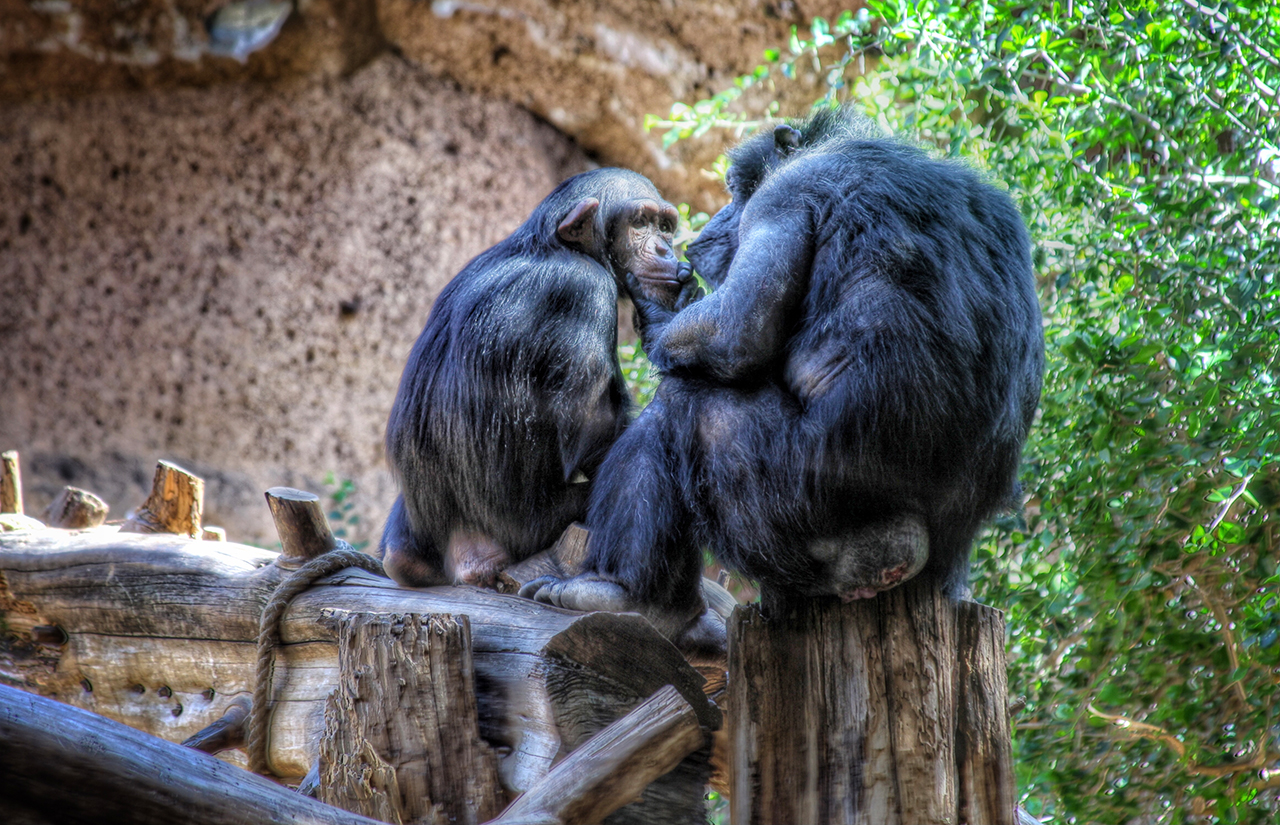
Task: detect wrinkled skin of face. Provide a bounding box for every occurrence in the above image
[608,198,688,308]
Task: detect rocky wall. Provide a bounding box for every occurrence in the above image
[0,55,586,543]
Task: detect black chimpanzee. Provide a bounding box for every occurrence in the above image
[524,107,1044,649]
[380,168,691,589]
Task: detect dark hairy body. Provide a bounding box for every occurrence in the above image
[380,168,685,589]
[526,108,1044,650]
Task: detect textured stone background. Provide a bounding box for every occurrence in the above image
[1,0,845,545]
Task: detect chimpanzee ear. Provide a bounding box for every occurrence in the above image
[774,124,802,156]
[557,198,600,249]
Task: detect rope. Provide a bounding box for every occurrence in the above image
[246,542,386,776]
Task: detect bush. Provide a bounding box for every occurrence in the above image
[649,3,1279,822]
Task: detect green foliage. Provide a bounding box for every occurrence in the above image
[652,2,1280,822]
[323,473,368,552]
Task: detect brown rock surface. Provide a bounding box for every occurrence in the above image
[0,54,587,545]
[377,0,845,208]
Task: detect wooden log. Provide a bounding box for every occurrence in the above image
[0,529,718,823]
[1,449,22,514]
[494,684,706,825]
[956,601,1016,825]
[0,682,388,825]
[0,512,44,532]
[264,486,336,565]
[120,460,204,537]
[728,579,1008,825]
[41,486,109,529]
[319,612,505,825]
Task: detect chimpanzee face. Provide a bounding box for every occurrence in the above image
[608,198,682,305]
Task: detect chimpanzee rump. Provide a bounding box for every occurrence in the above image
[525,108,1044,647]
[380,168,687,588]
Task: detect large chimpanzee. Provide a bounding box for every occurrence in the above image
[524,108,1044,648]
[380,168,690,588]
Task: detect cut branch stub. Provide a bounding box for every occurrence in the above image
[182,696,250,755]
[1,450,22,514]
[319,612,505,825]
[265,487,335,565]
[120,461,204,538]
[42,486,109,529]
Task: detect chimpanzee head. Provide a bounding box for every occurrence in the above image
[539,168,684,306]
[686,107,881,288]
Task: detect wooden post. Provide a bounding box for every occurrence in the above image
[727,579,1013,825]
[318,612,505,825]
[264,486,335,565]
[1,450,22,514]
[956,602,1016,825]
[120,460,204,537]
[42,486,109,529]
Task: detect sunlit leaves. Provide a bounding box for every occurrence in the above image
[646,0,1278,821]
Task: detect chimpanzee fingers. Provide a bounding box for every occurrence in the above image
[518,575,561,602]
[673,272,703,312]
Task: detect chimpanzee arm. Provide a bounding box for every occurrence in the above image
[646,203,815,383]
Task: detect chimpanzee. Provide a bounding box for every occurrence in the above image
[379,168,692,588]
[524,107,1044,648]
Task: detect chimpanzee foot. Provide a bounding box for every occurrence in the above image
[816,512,930,602]
[520,573,726,655]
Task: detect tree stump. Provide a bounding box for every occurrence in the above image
[42,486,109,529]
[727,579,1014,825]
[319,612,505,825]
[120,460,204,537]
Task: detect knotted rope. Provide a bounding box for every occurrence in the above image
[246,542,386,776]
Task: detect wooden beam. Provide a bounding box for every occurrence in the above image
[494,684,707,825]
[0,683,387,825]
[0,529,718,823]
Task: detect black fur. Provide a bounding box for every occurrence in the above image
[532,108,1042,638]
[380,168,683,588]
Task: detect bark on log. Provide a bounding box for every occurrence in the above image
[1,449,22,514]
[0,682,388,825]
[265,486,337,564]
[41,486,109,529]
[493,684,707,825]
[120,460,204,537]
[956,601,1016,825]
[0,529,717,824]
[728,579,1013,825]
[318,612,505,825]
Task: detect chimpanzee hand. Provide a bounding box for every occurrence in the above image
[520,572,726,656]
[626,262,699,345]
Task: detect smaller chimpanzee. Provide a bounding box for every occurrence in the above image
[380,168,691,589]
[524,108,1043,650]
